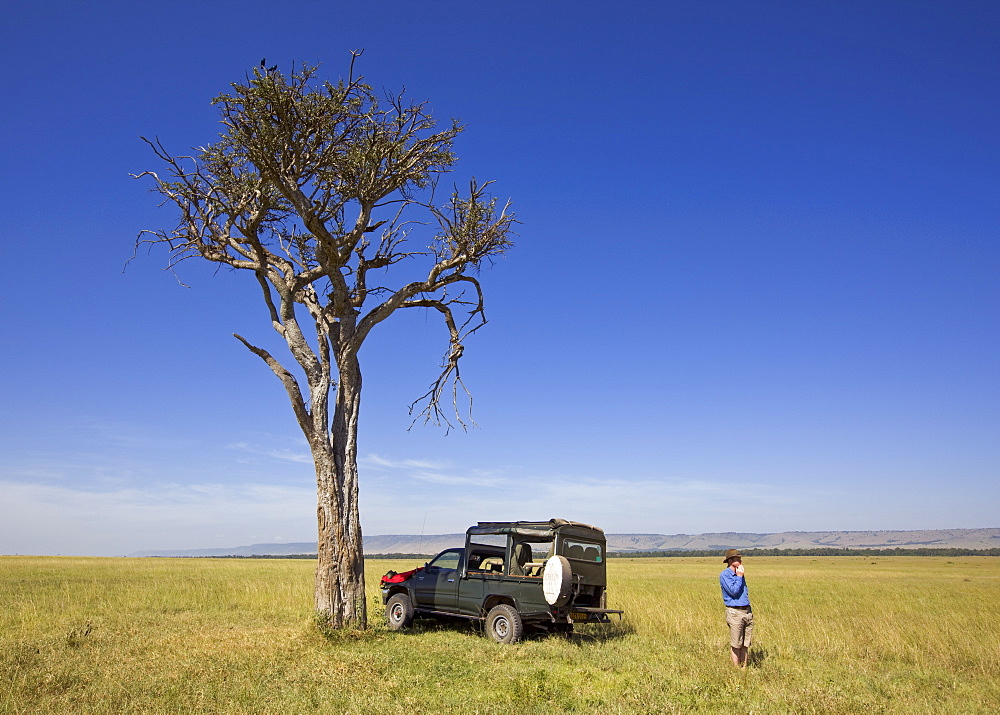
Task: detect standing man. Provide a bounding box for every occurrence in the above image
[720,548,753,667]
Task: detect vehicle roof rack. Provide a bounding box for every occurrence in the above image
[470,519,604,534]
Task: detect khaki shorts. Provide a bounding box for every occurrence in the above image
[725,607,753,648]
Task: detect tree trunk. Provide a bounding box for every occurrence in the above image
[314,354,366,628]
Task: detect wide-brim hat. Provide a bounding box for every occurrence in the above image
[723,549,743,563]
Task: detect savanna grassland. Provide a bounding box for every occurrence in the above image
[1,555,996,713]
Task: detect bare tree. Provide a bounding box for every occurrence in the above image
[133,56,515,629]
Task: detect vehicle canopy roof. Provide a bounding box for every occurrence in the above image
[467,518,605,542]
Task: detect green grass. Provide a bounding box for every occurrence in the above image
[1,555,997,713]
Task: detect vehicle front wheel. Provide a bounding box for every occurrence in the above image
[386,593,414,631]
[486,604,523,644]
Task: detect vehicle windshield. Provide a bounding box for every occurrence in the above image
[427,550,462,570]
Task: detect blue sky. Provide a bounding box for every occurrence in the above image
[1,1,997,556]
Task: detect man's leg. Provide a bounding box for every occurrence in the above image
[726,609,746,667]
[740,610,753,666]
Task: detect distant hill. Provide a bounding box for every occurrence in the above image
[126,527,1000,557]
[605,528,1000,551]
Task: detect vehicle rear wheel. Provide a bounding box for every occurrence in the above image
[485,604,523,644]
[386,593,414,631]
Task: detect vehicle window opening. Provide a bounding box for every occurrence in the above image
[467,534,506,574]
[508,537,553,577]
[564,539,602,562]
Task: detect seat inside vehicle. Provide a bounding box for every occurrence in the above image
[479,557,503,572]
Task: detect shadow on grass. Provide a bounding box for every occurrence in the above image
[378,615,481,640]
[371,614,634,645]
[747,645,770,667]
[314,625,391,645]
[568,619,634,644]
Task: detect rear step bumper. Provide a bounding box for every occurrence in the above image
[569,606,624,623]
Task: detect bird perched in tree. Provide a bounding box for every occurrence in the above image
[260,58,278,73]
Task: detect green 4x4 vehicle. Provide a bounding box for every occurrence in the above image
[380,519,623,643]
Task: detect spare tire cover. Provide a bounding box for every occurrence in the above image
[543,555,573,606]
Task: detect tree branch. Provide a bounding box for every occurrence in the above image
[403,298,475,433]
[136,60,514,439]
[233,333,312,435]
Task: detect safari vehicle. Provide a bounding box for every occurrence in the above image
[380,519,623,643]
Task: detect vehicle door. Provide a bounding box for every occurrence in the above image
[412,549,463,612]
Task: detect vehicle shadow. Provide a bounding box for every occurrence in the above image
[520,618,633,644]
[397,615,634,644]
[567,619,634,644]
[408,615,480,636]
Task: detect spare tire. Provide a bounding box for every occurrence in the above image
[542,555,573,606]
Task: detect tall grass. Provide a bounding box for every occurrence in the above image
[1,555,996,713]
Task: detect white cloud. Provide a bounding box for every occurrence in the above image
[408,470,504,487]
[227,441,312,464]
[359,453,509,488]
[361,454,449,470]
[0,479,314,556]
[354,464,817,536]
[4,445,982,557]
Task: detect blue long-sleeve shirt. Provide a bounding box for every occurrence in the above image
[720,568,750,607]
